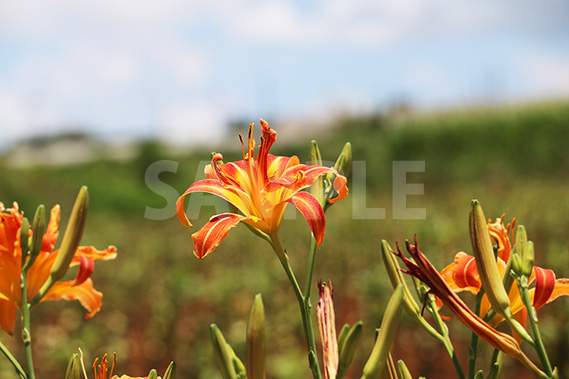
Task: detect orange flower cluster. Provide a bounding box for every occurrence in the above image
[0,202,116,334]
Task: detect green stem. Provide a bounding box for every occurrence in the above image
[519,285,554,377]
[427,295,465,379]
[468,291,485,379]
[304,238,318,301]
[0,340,27,378]
[269,233,322,379]
[20,273,35,379]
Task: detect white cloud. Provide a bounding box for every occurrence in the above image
[516,53,569,98]
[0,0,568,148]
[158,101,228,146]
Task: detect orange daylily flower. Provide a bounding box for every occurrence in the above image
[395,237,544,376]
[177,119,349,259]
[440,215,569,328]
[93,353,164,379]
[0,202,116,335]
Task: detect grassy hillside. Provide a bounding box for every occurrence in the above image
[0,101,568,378]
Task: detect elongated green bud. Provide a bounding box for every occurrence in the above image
[20,217,30,267]
[50,186,89,282]
[210,324,237,379]
[474,370,484,379]
[228,344,246,379]
[522,241,534,278]
[309,140,323,166]
[28,205,46,265]
[504,225,527,290]
[147,369,158,379]
[163,362,176,379]
[397,360,413,379]
[337,324,351,353]
[309,140,325,206]
[470,200,511,316]
[65,353,81,379]
[337,321,362,379]
[470,200,532,343]
[361,285,403,379]
[246,294,265,379]
[334,142,352,178]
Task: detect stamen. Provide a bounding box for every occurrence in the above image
[110,352,116,377]
[239,134,245,159]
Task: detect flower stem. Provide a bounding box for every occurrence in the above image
[519,285,554,377]
[427,295,466,379]
[468,290,484,379]
[0,340,27,378]
[270,233,323,379]
[20,273,35,379]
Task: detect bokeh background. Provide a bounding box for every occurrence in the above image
[1,1,569,378]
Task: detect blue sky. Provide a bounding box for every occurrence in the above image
[1,0,568,148]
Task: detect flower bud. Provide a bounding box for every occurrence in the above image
[65,353,81,379]
[337,321,362,379]
[470,200,532,343]
[510,253,523,279]
[50,186,89,282]
[334,142,352,178]
[362,285,403,379]
[309,140,325,207]
[210,324,238,379]
[397,360,413,379]
[469,201,511,316]
[522,241,534,279]
[20,217,30,266]
[148,369,158,379]
[337,324,350,353]
[246,294,265,379]
[162,362,176,379]
[317,280,338,379]
[28,204,46,266]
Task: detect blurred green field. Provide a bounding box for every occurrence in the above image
[1,101,569,378]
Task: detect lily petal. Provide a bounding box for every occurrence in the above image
[41,205,61,252]
[177,179,251,228]
[192,213,246,259]
[533,267,555,309]
[71,246,118,265]
[287,192,326,246]
[72,255,94,287]
[0,298,16,335]
[328,175,349,203]
[42,278,103,319]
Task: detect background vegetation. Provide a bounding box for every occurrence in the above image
[1,101,568,378]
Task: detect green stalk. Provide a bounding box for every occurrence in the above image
[427,295,465,379]
[0,340,27,378]
[468,291,485,379]
[519,285,554,377]
[20,273,35,379]
[269,233,322,379]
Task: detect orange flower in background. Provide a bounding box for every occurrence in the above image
[93,353,164,379]
[177,120,349,259]
[440,215,569,328]
[395,237,544,376]
[0,202,116,335]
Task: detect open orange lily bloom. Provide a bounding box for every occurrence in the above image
[396,237,543,375]
[177,120,348,259]
[440,215,569,329]
[0,202,116,335]
[94,353,159,379]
